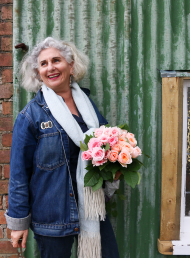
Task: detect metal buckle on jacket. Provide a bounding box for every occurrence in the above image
[41,121,53,129]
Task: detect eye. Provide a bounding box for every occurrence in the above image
[41,61,46,66]
[54,59,60,63]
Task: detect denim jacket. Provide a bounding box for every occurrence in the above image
[5,88,108,237]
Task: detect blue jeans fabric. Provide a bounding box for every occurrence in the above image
[34,216,120,258]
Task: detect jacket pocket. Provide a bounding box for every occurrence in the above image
[37,132,65,170]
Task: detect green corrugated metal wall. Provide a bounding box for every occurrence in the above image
[13,0,190,257]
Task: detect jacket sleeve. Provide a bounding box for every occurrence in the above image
[5,112,37,230]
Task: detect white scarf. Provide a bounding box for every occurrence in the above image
[42,82,106,258]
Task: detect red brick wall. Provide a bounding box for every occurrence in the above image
[0,0,18,256]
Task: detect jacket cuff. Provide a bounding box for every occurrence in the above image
[4,210,31,230]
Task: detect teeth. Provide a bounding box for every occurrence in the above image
[49,74,59,78]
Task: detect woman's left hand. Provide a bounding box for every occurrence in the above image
[114,171,122,181]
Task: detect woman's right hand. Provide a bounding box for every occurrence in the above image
[11,229,28,248]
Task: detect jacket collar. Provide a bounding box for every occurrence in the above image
[35,87,90,107]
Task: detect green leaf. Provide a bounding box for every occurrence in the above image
[99,170,113,180]
[99,161,110,171]
[105,162,121,174]
[118,123,130,131]
[105,124,110,128]
[127,159,142,171]
[105,142,110,151]
[80,141,88,151]
[135,159,146,168]
[84,134,93,145]
[124,171,139,188]
[142,151,151,158]
[137,172,141,185]
[92,177,103,192]
[84,170,100,187]
[85,163,94,171]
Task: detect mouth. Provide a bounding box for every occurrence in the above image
[48,73,60,80]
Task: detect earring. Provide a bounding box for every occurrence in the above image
[70,73,73,87]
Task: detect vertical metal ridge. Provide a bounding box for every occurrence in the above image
[40,0,48,40]
[160,0,172,69]
[13,0,20,120]
[171,0,186,69]
[52,0,62,39]
[88,0,104,113]
[69,0,75,42]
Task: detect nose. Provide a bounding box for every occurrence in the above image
[47,62,55,71]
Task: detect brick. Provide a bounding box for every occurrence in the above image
[9,256,19,258]
[0,166,1,178]
[0,53,13,66]
[0,22,12,35]
[0,117,13,131]
[0,210,6,224]
[0,181,9,194]
[6,227,11,238]
[4,165,10,179]
[2,102,13,115]
[1,6,13,20]
[2,69,13,83]
[0,150,11,163]
[2,133,12,147]
[0,84,13,98]
[1,37,12,51]
[0,0,13,3]
[0,240,17,253]
[0,226,3,238]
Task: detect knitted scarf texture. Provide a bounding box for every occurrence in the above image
[42,82,106,258]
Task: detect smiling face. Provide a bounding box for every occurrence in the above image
[38,48,73,93]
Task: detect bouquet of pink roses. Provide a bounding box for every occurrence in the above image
[80,124,146,193]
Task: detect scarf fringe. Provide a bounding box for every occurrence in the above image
[78,231,102,258]
[83,187,106,221]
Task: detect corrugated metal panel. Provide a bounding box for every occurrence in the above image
[13,0,190,257]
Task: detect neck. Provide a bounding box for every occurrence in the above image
[55,86,72,101]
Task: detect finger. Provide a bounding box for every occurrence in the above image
[12,240,19,248]
[22,232,28,248]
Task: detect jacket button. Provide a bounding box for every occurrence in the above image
[70,193,73,197]
[74,227,79,232]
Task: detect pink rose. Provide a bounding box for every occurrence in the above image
[120,142,133,154]
[108,150,118,162]
[88,138,102,151]
[81,150,92,161]
[127,134,137,147]
[98,135,109,145]
[118,136,127,144]
[120,130,128,138]
[103,127,111,136]
[111,144,121,152]
[91,147,105,161]
[110,127,121,137]
[118,150,132,167]
[94,126,105,137]
[131,146,142,158]
[92,159,107,166]
[108,136,118,147]
[105,150,110,159]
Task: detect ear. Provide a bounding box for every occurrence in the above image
[70,61,74,75]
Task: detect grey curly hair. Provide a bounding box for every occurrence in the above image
[20,37,89,92]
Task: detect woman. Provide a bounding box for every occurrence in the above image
[5,37,120,258]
